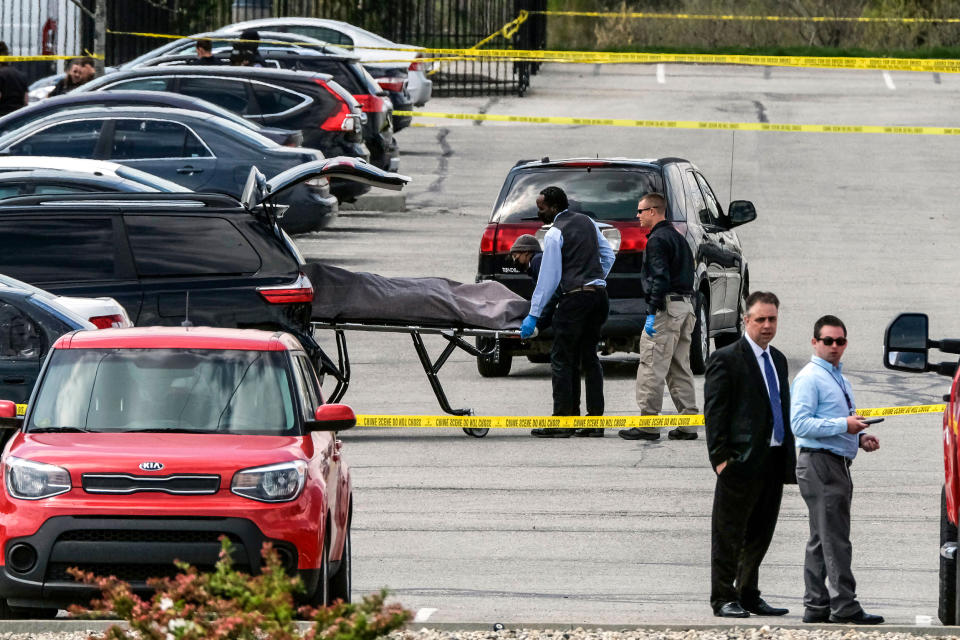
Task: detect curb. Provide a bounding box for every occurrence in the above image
[339,193,406,212]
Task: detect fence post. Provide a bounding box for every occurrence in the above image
[93,0,106,74]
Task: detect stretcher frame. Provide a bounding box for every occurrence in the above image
[311,321,521,437]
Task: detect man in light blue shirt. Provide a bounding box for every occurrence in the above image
[521,186,615,437]
[790,314,882,625]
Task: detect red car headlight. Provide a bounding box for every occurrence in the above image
[5,456,71,500]
[231,460,306,503]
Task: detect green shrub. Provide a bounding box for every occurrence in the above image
[67,537,411,640]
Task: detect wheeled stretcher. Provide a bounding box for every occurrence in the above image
[303,262,529,438]
[312,321,520,437]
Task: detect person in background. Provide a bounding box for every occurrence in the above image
[191,38,222,65]
[49,57,95,97]
[705,291,794,619]
[520,186,615,438]
[790,315,883,625]
[230,29,265,67]
[619,191,699,442]
[0,42,27,116]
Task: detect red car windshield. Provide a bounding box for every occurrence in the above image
[27,349,296,435]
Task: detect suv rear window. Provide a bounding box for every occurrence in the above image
[493,167,664,222]
[0,218,116,282]
[125,215,261,276]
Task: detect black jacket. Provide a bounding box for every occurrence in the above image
[704,337,796,484]
[640,220,694,311]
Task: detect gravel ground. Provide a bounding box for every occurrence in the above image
[0,626,956,640]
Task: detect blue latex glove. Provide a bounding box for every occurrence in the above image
[644,314,657,336]
[520,314,539,339]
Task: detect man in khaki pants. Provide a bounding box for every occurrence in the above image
[619,192,699,441]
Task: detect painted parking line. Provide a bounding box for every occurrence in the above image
[414,608,438,622]
[656,63,666,84]
[883,70,896,89]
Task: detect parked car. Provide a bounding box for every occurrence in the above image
[124,31,413,134]
[0,157,409,374]
[0,106,340,233]
[475,157,756,376]
[77,67,378,201]
[882,314,960,624]
[217,19,433,107]
[0,156,190,194]
[0,169,179,199]
[0,90,304,147]
[0,326,354,617]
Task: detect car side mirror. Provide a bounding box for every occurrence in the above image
[727,200,757,228]
[884,313,929,372]
[311,404,356,432]
[0,400,19,429]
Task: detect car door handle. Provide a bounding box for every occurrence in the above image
[177,166,203,174]
[2,377,25,384]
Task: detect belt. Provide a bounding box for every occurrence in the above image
[668,294,693,302]
[799,447,852,464]
[565,284,602,295]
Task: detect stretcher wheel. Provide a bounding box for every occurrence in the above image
[463,428,489,438]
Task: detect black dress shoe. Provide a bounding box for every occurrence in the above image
[802,609,830,623]
[531,428,574,438]
[742,598,788,616]
[714,602,749,618]
[574,428,604,437]
[618,428,660,441]
[667,428,698,440]
[829,610,884,625]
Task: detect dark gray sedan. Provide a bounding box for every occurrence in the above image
[0,106,338,233]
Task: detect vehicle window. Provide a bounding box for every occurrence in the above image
[297,356,321,409]
[0,185,22,198]
[289,60,362,93]
[28,349,296,434]
[683,170,711,226]
[290,355,320,415]
[694,172,724,220]
[250,83,309,116]
[179,77,253,114]
[663,164,687,222]
[105,78,171,92]
[494,167,663,222]
[287,25,354,47]
[7,120,103,157]
[125,215,261,276]
[33,184,98,195]
[0,302,43,360]
[110,119,210,160]
[0,218,116,283]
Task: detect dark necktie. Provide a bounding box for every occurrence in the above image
[761,352,785,444]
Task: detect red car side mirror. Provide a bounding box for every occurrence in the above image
[0,400,18,429]
[312,404,356,432]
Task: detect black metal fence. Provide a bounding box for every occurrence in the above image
[38,0,545,96]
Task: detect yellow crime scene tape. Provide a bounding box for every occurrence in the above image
[0,54,103,62]
[355,404,946,429]
[530,10,960,24]
[97,29,960,74]
[393,109,960,137]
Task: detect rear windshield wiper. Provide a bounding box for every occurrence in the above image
[28,427,87,433]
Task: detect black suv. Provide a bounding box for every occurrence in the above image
[77,67,372,202]
[0,158,408,372]
[475,157,756,376]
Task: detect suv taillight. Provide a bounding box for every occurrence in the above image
[480,223,497,254]
[354,94,386,113]
[494,223,543,254]
[88,314,126,329]
[258,272,314,304]
[375,77,405,92]
[315,79,358,132]
[610,221,650,253]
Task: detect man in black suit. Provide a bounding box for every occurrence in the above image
[705,291,795,618]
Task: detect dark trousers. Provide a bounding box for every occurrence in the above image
[710,446,785,610]
[796,450,860,617]
[550,288,609,417]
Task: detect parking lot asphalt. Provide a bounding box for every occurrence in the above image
[293,63,959,626]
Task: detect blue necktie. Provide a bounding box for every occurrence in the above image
[761,352,785,444]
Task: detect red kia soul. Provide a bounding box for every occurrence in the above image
[0,326,353,618]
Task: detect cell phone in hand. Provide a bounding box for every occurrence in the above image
[862,417,884,425]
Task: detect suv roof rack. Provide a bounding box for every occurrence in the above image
[0,192,241,209]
